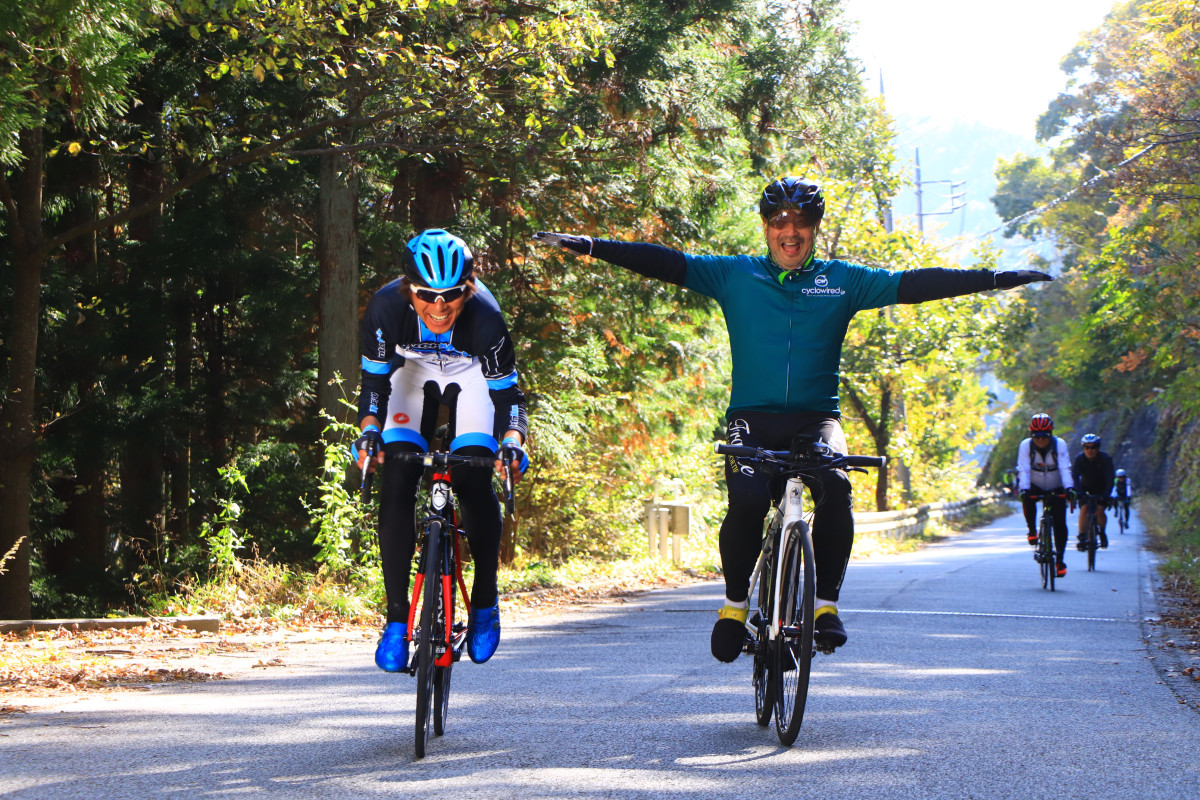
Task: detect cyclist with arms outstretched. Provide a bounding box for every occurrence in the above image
[533,177,1051,661]
[1017,413,1075,578]
[354,229,529,672]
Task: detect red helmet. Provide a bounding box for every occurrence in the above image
[1029,413,1054,434]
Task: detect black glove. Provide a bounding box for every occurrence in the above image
[353,427,382,470]
[994,270,1053,289]
[1066,487,1077,504]
[1019,489,1030,503]
[533,231,593,256]
[499,437,529,475]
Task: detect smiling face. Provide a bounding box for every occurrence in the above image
[409,285,468,334]
[763,210,819,271]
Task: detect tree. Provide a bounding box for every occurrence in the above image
[0,0,161,618]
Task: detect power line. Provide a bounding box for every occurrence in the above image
[985,144,1158,236]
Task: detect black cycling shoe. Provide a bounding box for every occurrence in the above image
[814,611,848,652]
[711,617,746,663]
[1076,538,1087,552]
[1100,533,1109,548]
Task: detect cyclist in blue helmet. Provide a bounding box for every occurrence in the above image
[1072,433,1115,550]
[354,229,529,671]
[533,177,1052,662]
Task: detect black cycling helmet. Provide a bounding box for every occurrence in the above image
[759,177,825,223]
[403,229,474,288]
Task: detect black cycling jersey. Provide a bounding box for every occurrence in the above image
[357,278,528,440]
[1072,451,1116,496]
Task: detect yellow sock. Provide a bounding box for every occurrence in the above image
[718,605,749,623]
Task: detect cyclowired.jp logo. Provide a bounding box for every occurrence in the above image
[803,273,845,297]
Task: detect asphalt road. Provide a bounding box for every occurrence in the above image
[4,505,1200,799]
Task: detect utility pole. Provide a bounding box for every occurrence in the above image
[914,147,965,236]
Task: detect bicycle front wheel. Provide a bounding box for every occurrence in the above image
[1086,519,1098,572]
[414,521,442,759]
[773,521,815,746]
[1039,518,1055,592]
[433,661,451,736]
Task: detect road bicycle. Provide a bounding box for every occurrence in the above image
[714,437,884,746]
[1115,497,1130,534]
[1027,490,1067,591]
[1077,492,1107,572]
[364,442,519,759]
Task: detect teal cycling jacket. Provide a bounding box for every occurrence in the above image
[683,253,901,415]
[587,239,996,418]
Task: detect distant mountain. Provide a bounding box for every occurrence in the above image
[886,114,1049,267]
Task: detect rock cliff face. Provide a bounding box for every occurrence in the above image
[1065,404,1196,496]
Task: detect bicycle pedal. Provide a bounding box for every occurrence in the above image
[814,641,837,655]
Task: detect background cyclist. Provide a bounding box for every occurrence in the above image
[354,229,529,672]
[1072,433,1116,550]
[533,176,1051,662]
[1017,413,1075,578]
[1112,468,1133,521]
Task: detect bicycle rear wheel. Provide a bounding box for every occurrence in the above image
[773,521,815,746]
[414,521,442,759]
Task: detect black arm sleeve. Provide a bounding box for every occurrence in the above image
[896,268,996,304]
[589,239,688,286]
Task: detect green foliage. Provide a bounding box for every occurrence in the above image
[990,0,1200,539]
[307,414,377,576]
[9,0,993,615]
[200,461,255,576]
[834,170,1010,508]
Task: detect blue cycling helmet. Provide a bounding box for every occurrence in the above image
[1115,468,1126,477]
[759,177,825,223]
[1081,433,1101,447]
[403,229,474,289]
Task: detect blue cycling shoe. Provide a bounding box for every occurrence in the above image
[374,622,409,672]
[467,602,501,664]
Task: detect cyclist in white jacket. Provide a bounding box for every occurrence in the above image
[1016,413,1076,578]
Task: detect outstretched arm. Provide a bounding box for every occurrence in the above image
[896,267,1052,304]
[533,232,688,286]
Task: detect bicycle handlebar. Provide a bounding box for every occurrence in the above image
[714,442,886,469]
[391,450,499,470]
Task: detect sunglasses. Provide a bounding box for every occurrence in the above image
[766,209,814,230]
[1083,445,1099,450]
[413,284,468,304]
[1032,433,1052,438]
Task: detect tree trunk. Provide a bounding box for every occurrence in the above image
[842,380,892,512]
[44,134,109,600]
[0,128,46,618]
[117,95,167,570]
[317,152,360,424]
